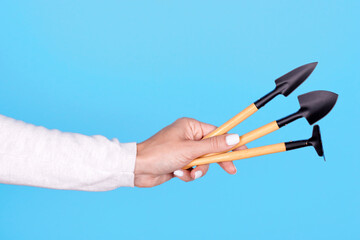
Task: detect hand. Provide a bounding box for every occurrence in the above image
[135,117,247,187]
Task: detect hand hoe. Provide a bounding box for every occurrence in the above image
[184,125,325,169]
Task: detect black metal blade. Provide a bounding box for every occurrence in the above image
[298,90,338,125]
[284,125,325,160]
[308,125,324,157]
[255,62,318,109]
[275,62,318,96]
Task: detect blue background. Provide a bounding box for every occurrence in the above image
[0,1,359,239]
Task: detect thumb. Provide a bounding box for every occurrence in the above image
[188,133,240,158]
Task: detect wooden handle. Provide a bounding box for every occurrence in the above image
[203,103,258,139]
[183,142,286,169]
[202,121,280,157]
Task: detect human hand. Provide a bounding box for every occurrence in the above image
[134,117,247,187]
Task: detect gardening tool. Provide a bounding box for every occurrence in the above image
[202,90,338,157]
[183,125,324,169]
[203,62,318,139]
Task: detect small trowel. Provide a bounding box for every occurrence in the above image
[203,62,318,139]
[202,90,338,157]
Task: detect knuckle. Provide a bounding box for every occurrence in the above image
[176,117,189,123]
[176,117,196,125]
[209,137,222,150]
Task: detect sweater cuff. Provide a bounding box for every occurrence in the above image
[114,141,137,188]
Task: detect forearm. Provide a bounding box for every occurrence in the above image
[0,114,137,191]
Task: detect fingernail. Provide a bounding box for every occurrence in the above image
[226,134,240,145]
[174,170,184,177]
[233,165,237,175]
[194,171,203,179]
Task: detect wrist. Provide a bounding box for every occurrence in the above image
[135,142,146,175]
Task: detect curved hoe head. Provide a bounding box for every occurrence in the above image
[308,125,324,157]
[298,90,338,125]
[275,62,318,96]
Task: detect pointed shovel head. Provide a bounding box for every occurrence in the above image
[275,62,318,96]
[298,90,338,125]
[308,125,324,157]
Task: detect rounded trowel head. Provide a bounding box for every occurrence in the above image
[275,62,318,96]
[298,90,338,125]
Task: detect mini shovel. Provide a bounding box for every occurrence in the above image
[183,125,324,169]
[202,90,338,158]
[203,62,318,139]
